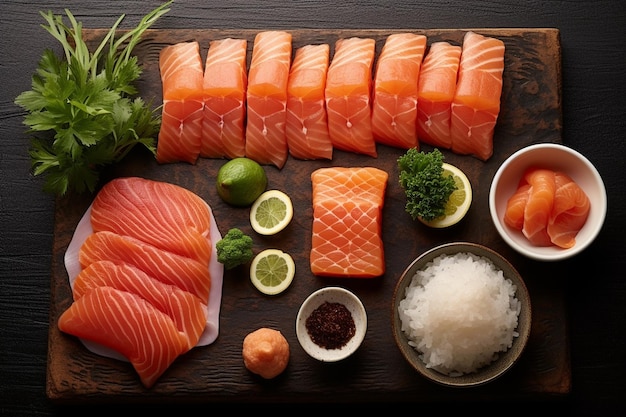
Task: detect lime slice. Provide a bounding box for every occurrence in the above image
[250,249,295,295]
[216,157,268,207]
[250,190,293,235]
[420,163,472,228]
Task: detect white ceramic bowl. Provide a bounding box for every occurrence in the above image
[391,242,532,387]
[296,286,367,362]
[489,143,607,261]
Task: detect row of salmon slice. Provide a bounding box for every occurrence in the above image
[58,177,221,388]
[156,30,505,168]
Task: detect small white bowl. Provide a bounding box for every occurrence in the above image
[296,287,367,362]
[489,143,607,261]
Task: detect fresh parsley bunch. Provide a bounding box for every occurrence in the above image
[398,148,457,222]
[14,2,172,196]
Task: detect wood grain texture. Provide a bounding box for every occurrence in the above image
[44,28,568,403]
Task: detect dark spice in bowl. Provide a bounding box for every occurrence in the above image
[305,301,355,349]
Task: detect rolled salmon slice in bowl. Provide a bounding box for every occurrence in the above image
[489,143,607,261]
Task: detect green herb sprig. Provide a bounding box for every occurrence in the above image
[14,1,172,196]
[398,148,457,221]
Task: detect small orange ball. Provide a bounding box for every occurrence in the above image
[242,327,290,379]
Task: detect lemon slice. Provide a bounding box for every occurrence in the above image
[250,249,296,295]
[250,190,294,235]
[420,163,472,228]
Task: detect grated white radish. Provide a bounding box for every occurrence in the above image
[398,252,521,376]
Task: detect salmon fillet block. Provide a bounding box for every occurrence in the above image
[310,167,388,278]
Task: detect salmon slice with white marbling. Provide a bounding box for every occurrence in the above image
[201,38,248,159]
[325,37,377,157]
[416,41,462,149]
[73,260,207,350]
[244,31,292,168]
[450,31,505,160]
[285,43,333,160]
[156,41,205,164]
[90,177,212,264]
[79,231,211,302]
[310,167,388,278]
[58,286,188,388]
[371,33,427,149]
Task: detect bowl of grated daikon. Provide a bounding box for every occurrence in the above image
[391,242,531,387]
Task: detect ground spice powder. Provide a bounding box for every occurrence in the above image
[305,301,355,349]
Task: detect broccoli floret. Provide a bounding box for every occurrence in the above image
[397,148,457,221]
[216,228,254,270]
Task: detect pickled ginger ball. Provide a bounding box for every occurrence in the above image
[242,328,290,379]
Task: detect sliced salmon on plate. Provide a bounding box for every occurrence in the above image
[325,37,377,157]
[201,38,248,159]
[156,41,205,164]
[371,33,427,150]
[73,260,208,351]
[58,286,189,389]
[285,43,333,160]
[90,177,213,264]
[245,31,292,168]
[310,167,388,278]
[61,177,224,388]
[79,231,212,303]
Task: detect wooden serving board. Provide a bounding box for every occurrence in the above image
[47,28,568,403]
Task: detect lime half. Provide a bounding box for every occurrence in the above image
[250,249,295,295]
[250,190,293,235]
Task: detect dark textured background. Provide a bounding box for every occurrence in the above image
[1,1,624,415]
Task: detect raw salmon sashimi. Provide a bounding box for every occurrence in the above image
[285,44,333,160]
[61,177,225,387]
[58,286,189,389]
[416,41,462,149]
[156,41,205,164]
[371,33,427,150]
[245,31,292,168]
[79,231,212,302]
[311,200,386,278]
[310,167,388,278]
[90,177,213,264]
[73,260,208,351]
[450,31,505,161]
[503,182,531,230]
[547,172,590,248]
[504,168,591,248]
[521,168,556,246]
[325,37,377,157]
[201,38,248,159]
[311,166,388,207]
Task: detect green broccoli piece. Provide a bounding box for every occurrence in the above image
[216,228,254,270]
[397,148,457,221]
